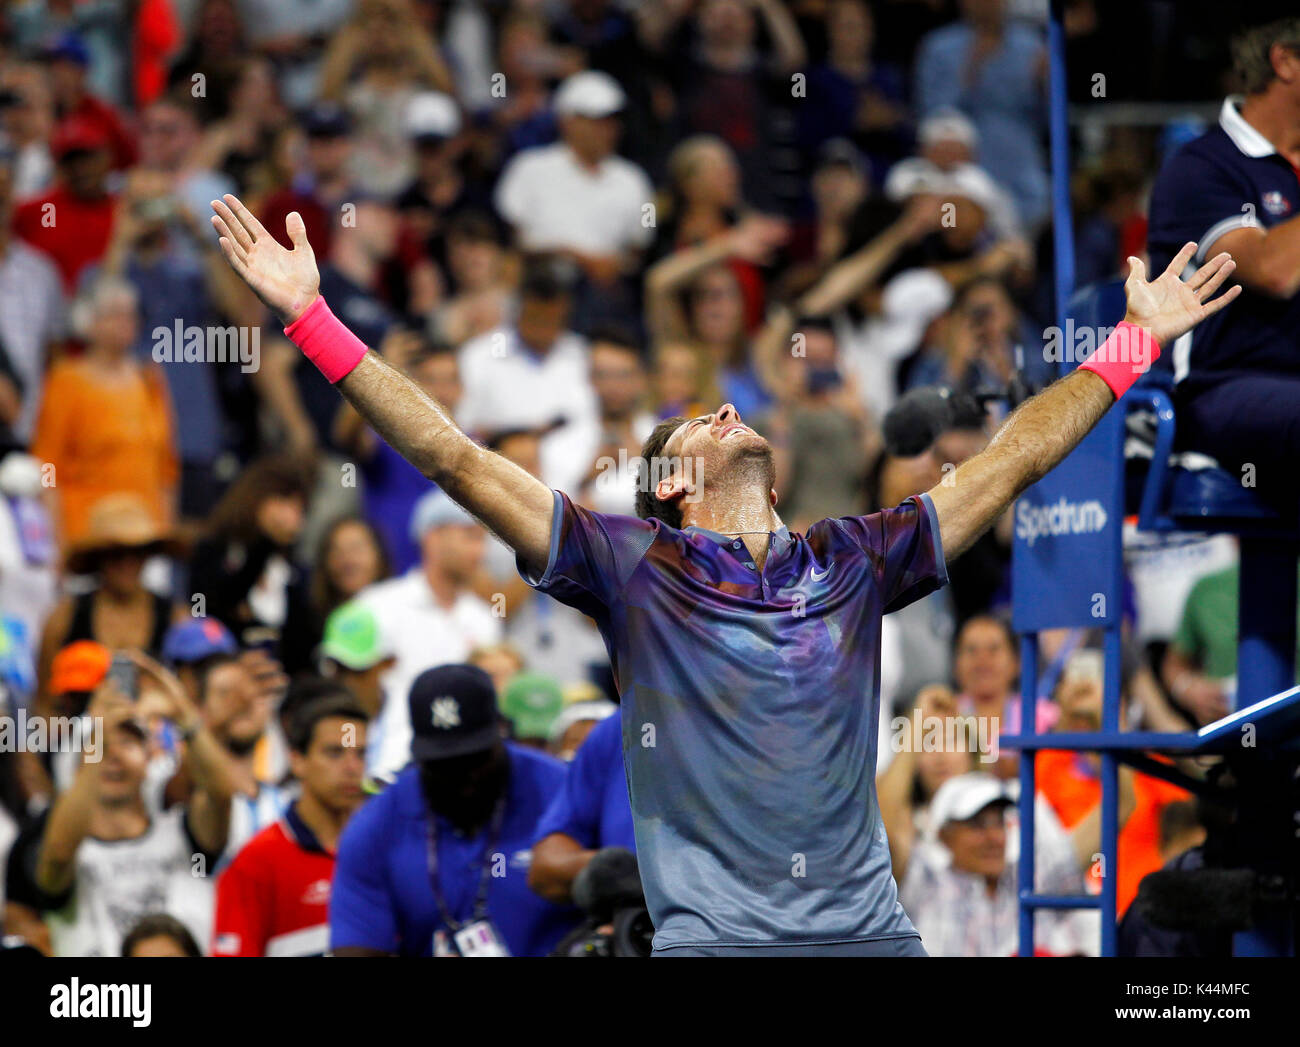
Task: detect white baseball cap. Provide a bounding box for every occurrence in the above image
[404,91,462,140]
[928,772,1014,835]
[942,164,1004,215]
[918,108,978,149]
[553,71,626,119]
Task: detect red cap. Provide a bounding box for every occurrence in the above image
[51,117,112,159]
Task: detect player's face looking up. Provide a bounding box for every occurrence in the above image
[655,404,775,514]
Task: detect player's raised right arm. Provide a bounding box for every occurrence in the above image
[210,194,555,574]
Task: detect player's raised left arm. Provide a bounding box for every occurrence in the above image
[926,243,1241,562]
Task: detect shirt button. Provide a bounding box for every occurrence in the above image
[732,540,742,549]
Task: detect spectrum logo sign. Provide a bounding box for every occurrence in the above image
[1015,497,1109,547]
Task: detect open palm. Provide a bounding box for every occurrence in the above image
[1123,241,1241,347]
[211,194,321,325]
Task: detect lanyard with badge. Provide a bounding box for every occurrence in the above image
[426,796,511,956]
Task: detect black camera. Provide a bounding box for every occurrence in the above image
[551,848,654,957]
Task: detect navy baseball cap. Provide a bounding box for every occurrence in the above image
[302,102,352,139]
[162,618,238,665]
[40,32,90,67]
[408,664,501,761]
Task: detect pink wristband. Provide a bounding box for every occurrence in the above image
[1078,320,1160,400]
[283,296,369,384]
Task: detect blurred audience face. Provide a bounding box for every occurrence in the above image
[139,100,200,172]
[255,492,306,548]
[324,519,385,600]
[561,113,619,165]
[447,231,500,291]
[420,521,486,586]
[410,351,463,413]
[306,132,351,183]
[0,65,51,147]
[62,146,111,199]
[699,0,755,49]
[346,200,400,260]
[494,430,543,479]
[516,293,571,352]
[230,56,277,115]
[87,283,140,356]
[418,743,508,833]
[202,659,270,754]
[470,645,524,695]
[97,547,149,597]
[675,138,740,209]
[960,0,1006,30]
[827,0,874,60]
[591,342,646,419]
[689,267,744,347]
[653,343,704,409]
[932,427,987,472]
[97,725,150,806]
[291,715,368,815]
[939,804,1008,880]
[954,618,1019,703]
[812,162,867,222]
[47,56,87,107]
[923,135,975,171]
[194,0,243,56]
[961,279,1018,346]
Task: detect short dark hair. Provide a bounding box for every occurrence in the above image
[1232,17,1300,95]
[586,322,643,357]
[634,416,687,528]
[121,913,202,957]
[288,693,369,754]
[279,676,353,736]
[954,613,1019,658]
[519,254,578,300]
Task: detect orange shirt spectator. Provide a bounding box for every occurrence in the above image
[1037,749,1189,916]
[31,278,177,548]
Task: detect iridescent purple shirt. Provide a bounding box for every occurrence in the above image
[520,490,948,950]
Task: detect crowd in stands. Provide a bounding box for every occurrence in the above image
[0,0,1272,957]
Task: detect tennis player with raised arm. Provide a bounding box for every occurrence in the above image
[211,194,1238,956]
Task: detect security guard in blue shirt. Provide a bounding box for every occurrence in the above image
[329,664,582,956]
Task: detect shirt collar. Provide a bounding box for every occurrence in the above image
[283,801,330,855]
[1220,95,1276,159]
[685,523,793,558]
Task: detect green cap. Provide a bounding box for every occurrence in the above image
[499,671,565,740]
[321,601,388,670]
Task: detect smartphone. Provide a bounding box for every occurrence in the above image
[107,652,138,700]
[1063,648,1104,686]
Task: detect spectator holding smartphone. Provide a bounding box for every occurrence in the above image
[14,652,237,955]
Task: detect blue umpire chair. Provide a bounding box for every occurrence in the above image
[1005,277,1300,957]
[1006,0,1300,957]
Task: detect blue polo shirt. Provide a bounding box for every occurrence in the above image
[520,489,947,951]
[329,743,582,957]
[1147,96,1300,391]
[533,713,636,851]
